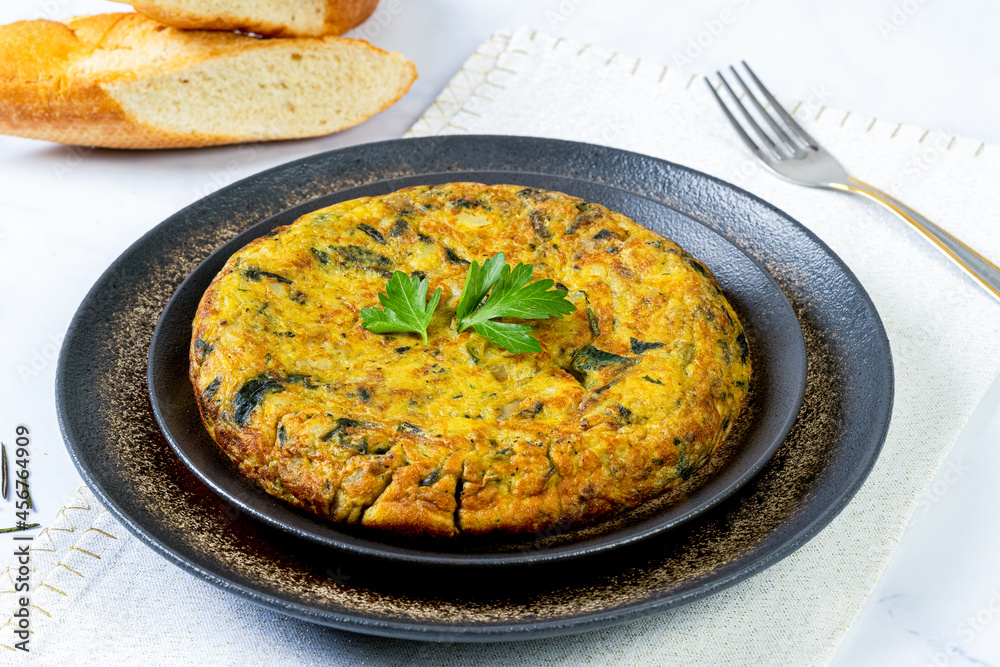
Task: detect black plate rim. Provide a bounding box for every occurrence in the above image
[55,134,893,641]
[145,169,808,567]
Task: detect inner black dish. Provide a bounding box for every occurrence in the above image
[148,172,807,567]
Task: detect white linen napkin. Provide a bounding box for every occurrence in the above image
[3,27,999,666]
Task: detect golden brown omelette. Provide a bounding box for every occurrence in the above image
[189,183,750,537]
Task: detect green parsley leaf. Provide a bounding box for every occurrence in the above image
[360,271,441,344]
[471,320,542,354]
[456,259,575,352]
[455,252,507,323]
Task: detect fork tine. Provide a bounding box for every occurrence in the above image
[740,61,818,149]
[703,78,771,163]
[713,72,787,159]
[727,66,804,158]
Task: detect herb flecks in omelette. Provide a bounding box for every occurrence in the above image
[189,183,750,537]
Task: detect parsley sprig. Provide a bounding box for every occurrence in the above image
[359,271,441,344]
[456,253,576,353]
[455,251,506,324]
[360,252,575,353]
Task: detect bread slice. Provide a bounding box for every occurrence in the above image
[124,0,378,38]
[0,13,417,149]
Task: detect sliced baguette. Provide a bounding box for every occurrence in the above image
[0,13,417,149]
[124,0,379,38]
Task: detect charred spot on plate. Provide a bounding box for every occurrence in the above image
[630,337,665,354]
[356,223,385,244]
[243,268,292,284]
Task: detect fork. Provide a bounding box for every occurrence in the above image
[706,62,1000,302]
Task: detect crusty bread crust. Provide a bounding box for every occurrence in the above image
[322,0,380,36]
[127,0,379,37]
[0,13,416,149]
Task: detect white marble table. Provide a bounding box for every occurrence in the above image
[1,1,998,664]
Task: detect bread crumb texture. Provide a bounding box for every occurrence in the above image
[0,13,415,148]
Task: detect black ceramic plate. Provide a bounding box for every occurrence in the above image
[56,136,892,641]
[147,173,807,567]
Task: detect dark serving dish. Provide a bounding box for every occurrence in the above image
[56,135,892,640]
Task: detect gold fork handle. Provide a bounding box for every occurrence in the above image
[833,177,1000,302]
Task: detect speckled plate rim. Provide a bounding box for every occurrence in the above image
[55,135,893,642]
[145,171,807,567]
